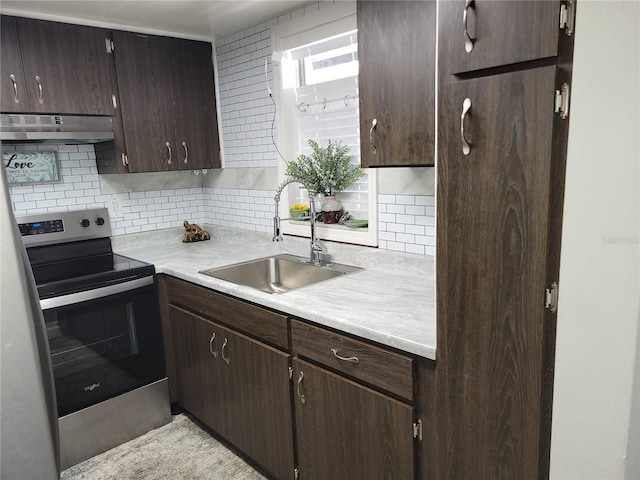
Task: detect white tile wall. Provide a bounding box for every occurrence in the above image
[215,1,336,169]
[202,187,275,233]
[378,194,436,255]
[7,144,206,235]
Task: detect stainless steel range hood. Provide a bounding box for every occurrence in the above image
[0,114,114,144]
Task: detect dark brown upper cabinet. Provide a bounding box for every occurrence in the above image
[111,31,220,173]
[357,1,436,167]
[0,16,116,115]
[439,0,568,75]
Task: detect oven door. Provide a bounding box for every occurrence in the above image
[40,276,165,417]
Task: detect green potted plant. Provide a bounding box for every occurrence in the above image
[285,139,365,223]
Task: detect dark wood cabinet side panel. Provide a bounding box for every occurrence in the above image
[16,18,115,115]
[164,276,289,349]
[113,31,175,172]
[436,67,557,479]
[1,16,30,113]
[415,357,436,480]
[357,0,436,167]
[158,276,178,402]
[291,319,413,400]
[294,358,414,480]
[439,0,560,75]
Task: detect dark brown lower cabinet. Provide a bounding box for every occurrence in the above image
[292,358,414,480]
[169,304,295,480]
[170,305,227,436]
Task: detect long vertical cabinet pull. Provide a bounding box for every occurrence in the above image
[208,332,218,358]
[461,98,472,155]
[182,141,188,164]
[296,370,306,404]
[35,75,44,104]
[165,141,172,164]
[463,0,475,53]
[369,118,378,154]
[221,338,230,365]
[9,74,19,103]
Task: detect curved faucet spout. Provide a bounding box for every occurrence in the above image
[273,177,325,265]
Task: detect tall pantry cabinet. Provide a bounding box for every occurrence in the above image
[434,1,576,479]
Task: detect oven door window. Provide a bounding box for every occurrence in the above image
[43,284,165,416]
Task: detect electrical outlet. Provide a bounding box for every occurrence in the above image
[109,196,123,217]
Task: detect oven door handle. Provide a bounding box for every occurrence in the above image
[39,276,154,311]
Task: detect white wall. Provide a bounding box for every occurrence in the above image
[550,2,640,479]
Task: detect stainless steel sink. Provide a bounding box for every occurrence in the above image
[199,254,362,294]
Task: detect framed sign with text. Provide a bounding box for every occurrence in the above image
[2,151,61,184]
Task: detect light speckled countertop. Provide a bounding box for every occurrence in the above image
[112,226,436,360]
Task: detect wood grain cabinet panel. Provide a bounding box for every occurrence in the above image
[1,16,29,113]
[439,0,561,75]
[293,358,414,480]
[168,303,294,480]
[437,65,558,479]
[357,0,436,167]
[291,319,413,400]
[12,17,115,115]
[169,305,228,436]
[163,276,289,349]
[111,31,220,173]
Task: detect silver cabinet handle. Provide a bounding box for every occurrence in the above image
[35,75,43,104]
[112,94,118,109]
[9,74,19,103]
[165,141,172,164]
[121,153,128,166]
[331,348,359,364]
[369,118,378,154]
[208,332,218,358]
[182,141,188,164]
[463,0,475,53]
[296,370,306,404]
[221,337,230,365]
[461,98,472,155]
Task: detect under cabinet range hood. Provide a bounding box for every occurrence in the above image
[0,114,114,144]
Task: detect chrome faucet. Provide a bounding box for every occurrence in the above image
[273,177,325,265]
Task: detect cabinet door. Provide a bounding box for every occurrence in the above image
[436,66,557,477]
[113,31,176,172]
[439,0,560,75]
[293,358,414,480]
[167,38,221,170]
[16,17,115,115]
[169,306,227,437]
[222,326,295,480]
[1,16,29,113]
[357,0,436,167]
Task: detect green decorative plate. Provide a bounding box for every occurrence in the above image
[344,219,368,228]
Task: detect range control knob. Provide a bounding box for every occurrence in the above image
[95,217,105,226]
[80,218,91,228]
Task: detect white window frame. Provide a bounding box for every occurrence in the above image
[271,2,378,247]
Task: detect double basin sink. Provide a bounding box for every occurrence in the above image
[200,253,362,294]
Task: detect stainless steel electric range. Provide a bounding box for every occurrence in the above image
[16,208,171,469]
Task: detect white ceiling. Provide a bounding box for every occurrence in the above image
[0,1,315,40]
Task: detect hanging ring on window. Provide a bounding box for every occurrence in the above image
[344,95,351,107]
[297,102,308,112]
[322,98,327,110]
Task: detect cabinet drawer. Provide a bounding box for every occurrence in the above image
[291,319,413,400]
[164,276,288,349]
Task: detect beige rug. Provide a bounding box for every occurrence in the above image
[61,414,268,480]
